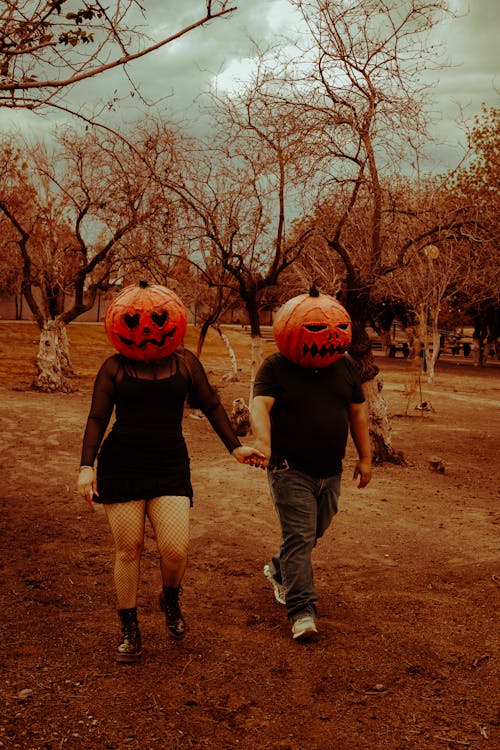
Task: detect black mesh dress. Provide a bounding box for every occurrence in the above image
[80,349,241,504]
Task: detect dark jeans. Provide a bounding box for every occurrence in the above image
[267,464,341,621]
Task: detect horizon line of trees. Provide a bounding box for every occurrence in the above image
[1,102,496,372]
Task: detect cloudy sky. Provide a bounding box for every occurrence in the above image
[2,0,498,172]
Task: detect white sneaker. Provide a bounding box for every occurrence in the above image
[263,564,286,605]
[292,614,318,641]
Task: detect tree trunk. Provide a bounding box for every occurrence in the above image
[215,325,239,381]
[248,335,264,404]
[15,293,23,320]
[349,318,405,465]
[32,320,75,393]
[425,327,441,383]
[349,321,379,382]
[362,377,406,466]
[196,320,210,357]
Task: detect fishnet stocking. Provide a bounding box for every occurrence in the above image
[148,496,190,587]
[104,501,146,609]
[104,496,190,607]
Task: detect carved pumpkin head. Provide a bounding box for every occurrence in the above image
[104,281,187,361]
[273,286,352,368]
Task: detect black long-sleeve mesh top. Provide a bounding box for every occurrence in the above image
[80,348,241,503]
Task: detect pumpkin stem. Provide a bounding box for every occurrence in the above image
[309,282,320,297]
[138,280,149,289]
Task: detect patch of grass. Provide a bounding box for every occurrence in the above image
[0,321,40,389]
[0,321,276,390]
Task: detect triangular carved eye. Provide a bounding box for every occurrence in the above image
[337,323,349,330]
[124,313,140,329]
[151,311,168,327]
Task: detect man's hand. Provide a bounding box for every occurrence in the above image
[353,457,372,488]
[246,438,270,468]
[232,445,267,468]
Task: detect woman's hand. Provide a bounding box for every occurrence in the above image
[231,445,267,468]
[77,466,97,508]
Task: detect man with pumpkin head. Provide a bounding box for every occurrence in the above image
[77,281,264,662]
[251,286,372,641]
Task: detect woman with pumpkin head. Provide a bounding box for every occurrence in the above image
[77,281,264,662]
[251,285,372,641]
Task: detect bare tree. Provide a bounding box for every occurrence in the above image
[250,0,456,462]
[0,125,176,390]
[445,105,500,363]
[160,78,318,394]
[0,1,236,111]
[373,104,499,374]
[0,144,29,315]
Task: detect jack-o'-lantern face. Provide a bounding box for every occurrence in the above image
[104,281,187,361]
[273,287,352,368]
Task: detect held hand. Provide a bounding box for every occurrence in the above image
[232,445,268,469]
[353,458,372,489]
[77,466,97,508]
[246,438,271,468]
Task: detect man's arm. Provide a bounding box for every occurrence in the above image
[250,395,275,468]
[349,402,372,488]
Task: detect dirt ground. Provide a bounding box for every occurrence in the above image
[1,329,499,750]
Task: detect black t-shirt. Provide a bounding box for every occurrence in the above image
[253,353,365,477]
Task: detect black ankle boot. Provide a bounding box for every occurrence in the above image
[159,586,186,639]
[117,607,142,663]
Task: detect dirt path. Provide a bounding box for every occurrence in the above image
[1,357,499,750]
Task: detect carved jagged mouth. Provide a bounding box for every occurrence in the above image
[118,327,177,348]
[302,342,346,358]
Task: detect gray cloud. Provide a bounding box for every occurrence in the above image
[130,0,499,169]
[0,0,496,171]
[420,0,498,169]
[433,0,498,103]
